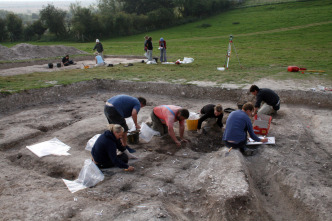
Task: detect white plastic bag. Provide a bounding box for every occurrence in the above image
[85,134,101,151]
[188,112,200,120]
[63,159,104,193]
[183,57,194,63]
[139,122,160,142]
[126,117,136,132]
[146,60,157,64]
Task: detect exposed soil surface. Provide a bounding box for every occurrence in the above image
[0,45,331,221]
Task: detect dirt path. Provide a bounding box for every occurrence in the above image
[0,79,331,220]
[0,55,145,77]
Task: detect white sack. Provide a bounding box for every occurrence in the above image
[139,122,160,142]
[85,134,101,151]
[63,159,104,193]
[126,117,136,132]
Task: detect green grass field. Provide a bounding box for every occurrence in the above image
[1,0,332,93]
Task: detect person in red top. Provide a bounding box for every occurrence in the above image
[151,105,189,147]
[159,37,167,62]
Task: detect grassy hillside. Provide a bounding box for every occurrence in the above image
[1,0,332,92]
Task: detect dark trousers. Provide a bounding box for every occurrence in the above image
[64,60,74,66]
[95,153,128,169]
[224,140,247,153]
[104,105,129,132]
[151,111,168,135]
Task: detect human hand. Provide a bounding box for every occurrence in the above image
[180,139,189,143]
[125,166,135,172]
[135,124,141,130]
[175,140,181,147]
[261,138,268,143]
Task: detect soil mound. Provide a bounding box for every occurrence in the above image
[0,43,88,61]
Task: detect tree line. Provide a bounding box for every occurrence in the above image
[0,0,239,42]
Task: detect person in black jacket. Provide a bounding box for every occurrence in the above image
[145,36,153,61]
[62,55,74,66]
[249,85,280,115]
[93,39,104,58]
[91,124,136,171]
[197,104,223,134]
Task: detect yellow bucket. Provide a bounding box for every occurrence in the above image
[186,119,198,131]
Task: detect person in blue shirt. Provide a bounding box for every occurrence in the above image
[95,52,106,67]
[223,102,268,156]
[104,95,146,153]
[91,124,135,171]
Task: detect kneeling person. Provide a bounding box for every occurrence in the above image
[249,85,280,116]
[62,54,75,66]
[91,124,135,171]
[95,52,106,67]
[151,105,189,147]
[222,102,268,156]
[197,104,223,134]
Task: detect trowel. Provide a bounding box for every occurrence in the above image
[225,147,233,157]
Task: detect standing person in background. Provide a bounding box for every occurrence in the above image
[144,35,149,58]
[93,39,104,58]
[145,36,153,61]
[159,37,167,62]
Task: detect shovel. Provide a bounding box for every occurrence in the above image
[82,63,89,69]
[225,147,233,157]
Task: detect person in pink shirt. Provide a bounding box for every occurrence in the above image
[151,105,190,147]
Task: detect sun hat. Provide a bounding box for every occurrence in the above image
[96,39,99,43]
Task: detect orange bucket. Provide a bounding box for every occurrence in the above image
[186,119,198,130]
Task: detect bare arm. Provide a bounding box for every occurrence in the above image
[131,109,140,130]
[168,126,181,146]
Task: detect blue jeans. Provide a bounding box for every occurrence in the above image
[160,48,167,62]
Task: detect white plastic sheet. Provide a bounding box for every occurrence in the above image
[26,137,71,157]
[247,137,275,145]
[176,57,194,64]
[63,159,105,193]
[139,122,160,142]
[85,134,101,151]
[146,60,157,64]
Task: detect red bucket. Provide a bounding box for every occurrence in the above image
[287,66,300,72]
[287,66,306,72]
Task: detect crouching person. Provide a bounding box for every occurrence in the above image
[91,124,135,171]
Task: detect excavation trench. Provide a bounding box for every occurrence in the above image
[0,79,331,221]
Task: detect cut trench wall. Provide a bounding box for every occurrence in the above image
[0,79,332,114]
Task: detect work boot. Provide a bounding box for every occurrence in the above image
[126,145,136,153]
